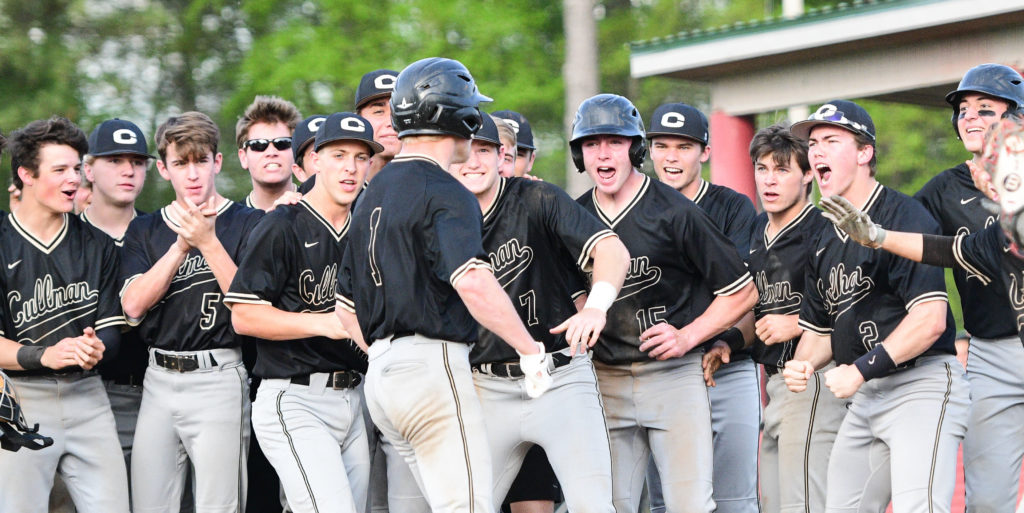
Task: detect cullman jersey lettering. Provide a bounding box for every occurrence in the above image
[748,204,828,372]
[469,177,617,365]
[337,155,492,344]
[120,200,264,351]
[915,163,1016,339]
[951,223,1024,343]
[577,175,752,365]
[800,183,956,366]
[0,214,126,369]
[225,200,367,378]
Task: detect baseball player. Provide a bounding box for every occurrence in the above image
[572,93,758,513]
[913,63,1024,513]
[784,100,970,511]
[743,125,846,513]
[226,112,381,513]
[120,111,264,513]
[294,114,328,194]
[492,117,519,179]
[644,102,760,513]
[80,118,153,495]
[335,57,547,513]
[492,110,537,178]
[0,116,129,513]
[236,95,302,210]
[355,69,401,182]
[445,113,629,513]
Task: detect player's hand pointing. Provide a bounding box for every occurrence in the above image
[824,364,864,399]
[639,322,695,360]
[783,359,814,393]
[550,308,606,356]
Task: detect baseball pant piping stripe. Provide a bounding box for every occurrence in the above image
[275,389,320,513]
[236,366,247,513]
[442,344,475,513]
[587,358,614,456]
[803,371,822,513]
[927,363,953,513]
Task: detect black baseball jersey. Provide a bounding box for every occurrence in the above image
[799,183,956,366]
[576,175,753,365]
[692,179,758,256]
[915,163,1016,339]
[0,213,126,372]
[81,209,149,382]
[225,200,367,378]
[298,175,316,195]
[469,177,617,365]
[120,200,264,351]
[337,156,491,345]
[747,204,829,371]
[951,224,1024,342]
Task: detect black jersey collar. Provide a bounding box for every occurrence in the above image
[764,202,816,250]
[10,212,69,254]
[481,177,508,223]
[392,153,443,168]
[161,198,233,229]
[80,208,137,247]
[244,194,255,209]
[692,179,709,205]
[592,174,650,229]
[299,199,350,242]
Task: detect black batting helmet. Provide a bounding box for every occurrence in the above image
[569,94,646,173]
[390,58,492,140]
[946,63,1024,138]
[0,371,53,452]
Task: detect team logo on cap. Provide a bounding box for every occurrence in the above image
[396,98,413,109]
[307,117,326,132]
[341,117,367,132]
[374,75,396,90]
[811,104,871,137]
[112,129,138,145]
[504,119,521,134]
[659,112,686,128]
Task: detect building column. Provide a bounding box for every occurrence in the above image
[709,111,756,205]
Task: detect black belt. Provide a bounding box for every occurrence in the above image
[153,352,217,373]
[392,331,415,341]
[473,353,573,378]
[290,370,362,389]
[106,375,144,386]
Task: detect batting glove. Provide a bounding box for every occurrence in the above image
[517,342,552,399]
[820,195,886,248]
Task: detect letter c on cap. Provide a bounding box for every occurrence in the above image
[112,129,138,145]
[374,75,396,90]
[308,117,326,132]
[660,112,686,128]
[341,117,367,132]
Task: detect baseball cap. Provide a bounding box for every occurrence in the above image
[492,110,536,150]
[472,112,501,146]
[647,103,709,145]
[355,69,399,111]
[791,100,876,141]
[293,114,328,162]
[314,112,385,155]
[87,119,155,159]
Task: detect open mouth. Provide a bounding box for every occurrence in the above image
[597,166,616,181]
[815,163,832,185]
[61,189,76,200]
[761,191,779,201]
[663,167,683,176]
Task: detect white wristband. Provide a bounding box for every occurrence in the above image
[583,281,617,313]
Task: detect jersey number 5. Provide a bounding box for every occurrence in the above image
[200,292,221,330]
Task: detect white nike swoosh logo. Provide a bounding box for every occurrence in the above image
[749,248,757,255]
[7,260,21,270]
[305,241,319,248]
[960,197,978,205]
[816,247,827,257]
[868,355,876,365]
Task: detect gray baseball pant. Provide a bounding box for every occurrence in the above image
[962,336,1024,513]
[131,348,250,513]
[474,351,614,513]
[825,355,969,513]
[594,352,715,513]
[760,364,847,513]
[0,373,129,513]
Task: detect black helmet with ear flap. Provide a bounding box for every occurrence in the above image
[390,58,493,140]
[946,63,1024,139]
[569,94,647,173]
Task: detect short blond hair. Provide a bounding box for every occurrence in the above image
[493,116,517,150]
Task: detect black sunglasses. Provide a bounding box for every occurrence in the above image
[243,137,292,152]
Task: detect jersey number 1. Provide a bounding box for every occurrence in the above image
[368,207,383,287]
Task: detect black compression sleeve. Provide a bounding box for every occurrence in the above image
[921,234,957,268]
[96,326,122,362]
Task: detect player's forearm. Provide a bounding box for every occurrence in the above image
[879,230,925,263]
[455,268,538,355]
[733,310,755,349]
[588,236,629,293]
[880,301,948,364]
[682,281,758,346]
[793,330,833,370]
[335,307,368,352]
[197,240,237,294]
[232,304,347,341]
[121,245,189,319]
